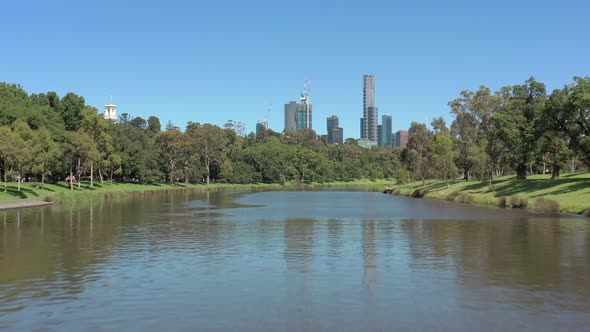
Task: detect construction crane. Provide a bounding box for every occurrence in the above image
[264,103,271,130]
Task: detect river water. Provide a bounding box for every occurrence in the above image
[1,189,589,331]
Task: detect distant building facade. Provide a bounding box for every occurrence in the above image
[326,115,343,144]
[380,115,392,147]
[395,130,409,148]
[104,104,117,122]
[358,138,378,149]
[360,75,379,142]
[256,120,268,135]
[284,100,312,132]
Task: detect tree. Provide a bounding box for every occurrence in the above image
[406,122,431,184]
[186,123,229,185]
[32,128,61,189]
[59,92,85,131]
[561,77,590,167]
[494,77,546,179]
[130,116,147,129]
[0,126,26,192]
[147,116,161,134]
[12,120,34,191]
[430,131,458,188]
[63,131,98,190]
[155,129,185,184]
[448,85,506,188]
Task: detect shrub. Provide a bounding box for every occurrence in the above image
[508,196,528,209]
[411,189,428,198]
[456,193,474,204]
[533,197,560,214]
[496,197,507,208]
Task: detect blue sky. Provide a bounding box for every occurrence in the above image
[2,0,589,137]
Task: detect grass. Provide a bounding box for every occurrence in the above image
[391,173,590,215]
[0,178,391,203]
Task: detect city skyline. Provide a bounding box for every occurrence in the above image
[2,1,588,137]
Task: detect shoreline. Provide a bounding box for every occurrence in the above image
[385,174,590,217]
[0,179,390,210]
[0,199,53,211]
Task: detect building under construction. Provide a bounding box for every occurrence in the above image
[284,80,312,132]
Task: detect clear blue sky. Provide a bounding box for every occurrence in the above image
[2,0,589,137]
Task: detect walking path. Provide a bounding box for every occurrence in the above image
[0,199,52,211]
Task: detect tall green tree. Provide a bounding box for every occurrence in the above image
[59,92,85,131]
[494,77,546,179]
[32,128,61,189]
[186,123,229,185]
[406,122,431,184]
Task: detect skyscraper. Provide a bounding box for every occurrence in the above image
[380,115,392,147]
[284,95,312,131]
[360,75,378,142]
[327,115,343,144]
[284,101,298,132]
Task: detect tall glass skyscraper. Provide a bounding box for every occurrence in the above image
[360,75,378,142]
[380,115,392,147]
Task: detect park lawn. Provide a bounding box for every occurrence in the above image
[393,173,590,214]
[0,179,391,202]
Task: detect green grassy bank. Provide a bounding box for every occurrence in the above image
[388,173,590,215]
[0,179,390,203]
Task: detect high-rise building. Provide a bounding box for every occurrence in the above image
[295,101,312,131]
[360,75,379,142]
[392,133,398,148]
[284,99,312,132]
[326,115,343,144]
[377,125,382,146]
[380,115,392,147]
[284,101,298,132]
[104,103,117,122]
[396,130,409,148]
[256,120,268,135]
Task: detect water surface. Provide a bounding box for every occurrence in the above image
[1,190,589,331]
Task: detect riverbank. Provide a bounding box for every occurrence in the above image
[0,179,390,205]
[387,173,590,215]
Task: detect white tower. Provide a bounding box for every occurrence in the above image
[104,103,117,122]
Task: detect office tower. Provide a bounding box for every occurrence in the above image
[396,130,409,148]
[380,115,392,147]
[377,125,382,146]
[360,74,379,142]
[392,133,398,148]
[295,100,312,130]
[327,115,343,144]
[285,96,312,132]
[331,127,343,145]
[284,101,298,132]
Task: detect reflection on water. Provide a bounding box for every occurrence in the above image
[1,190,590,331]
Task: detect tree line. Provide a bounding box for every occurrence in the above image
[403,76,590,188]
[1,76,589,191]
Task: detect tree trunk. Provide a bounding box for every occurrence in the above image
[70,166,74,190]
[90,163,94,188]
[77,158,81,189]
[551,164,560,180]
[516,163,527,180]
[488,169,495,192]
[529,163,533,176]
[99,168,103,184]
[17,174,20,191]
[206,162,210,185]
[41,172,45,190]
[463,168,469,181]
[571,158,575,173]
[542,161,546,177]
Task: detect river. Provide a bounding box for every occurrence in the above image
[1,189,589,331]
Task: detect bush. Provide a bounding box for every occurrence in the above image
[456,193,474,204]
[496,196,507,208]
[411,189,428,198]
[508,196,528,209]
[533,197,560,213]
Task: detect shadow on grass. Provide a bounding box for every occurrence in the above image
[494,178,589,197]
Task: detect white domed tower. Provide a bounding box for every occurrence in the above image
[104,103,117,122]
